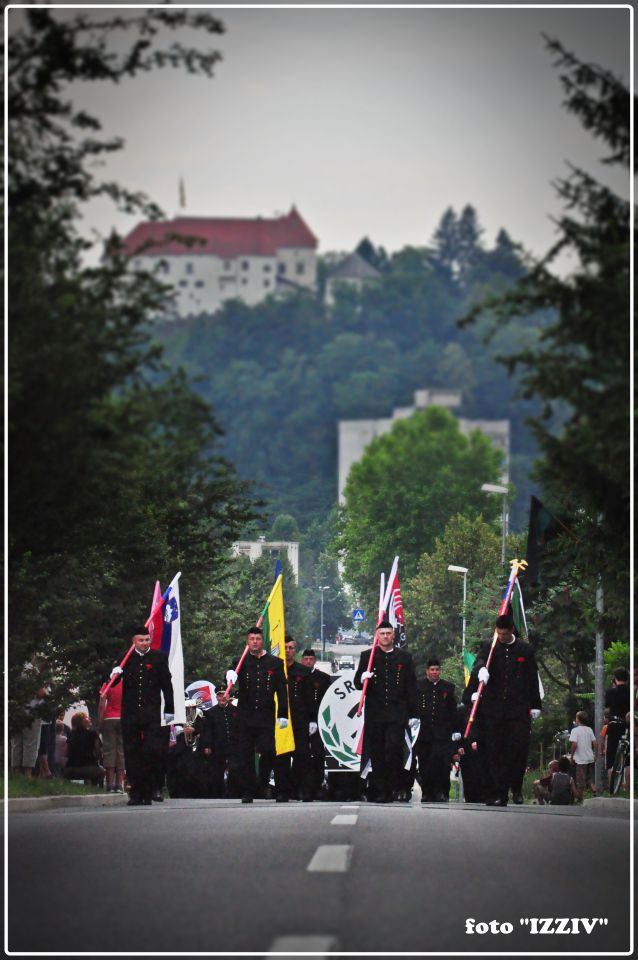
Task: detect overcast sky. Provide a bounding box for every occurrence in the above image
[29,3,632,267]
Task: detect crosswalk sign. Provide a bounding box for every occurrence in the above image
[352,609,365,622]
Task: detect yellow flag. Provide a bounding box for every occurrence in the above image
[262,574,295,755]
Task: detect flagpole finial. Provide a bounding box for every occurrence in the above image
[509,558,528,572]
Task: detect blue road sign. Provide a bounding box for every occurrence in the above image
[352,609,365,622]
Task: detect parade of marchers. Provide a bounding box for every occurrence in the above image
[43,597,557,809]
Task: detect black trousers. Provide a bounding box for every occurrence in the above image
[308,730,326,795]
[211,753,242,798]
[274,723,311,798]
[416,738,452,799]
[122,721,168,801]
[366,720,405,799]
[481,716,531,800]
[238,721,282,798]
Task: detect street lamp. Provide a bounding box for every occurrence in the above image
[447,565,468,657]
[319,586,330,661]
[481,482,509,564]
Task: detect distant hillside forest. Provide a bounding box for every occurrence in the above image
[160,205,552,536]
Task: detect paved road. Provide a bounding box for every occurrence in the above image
[7,799,632,954]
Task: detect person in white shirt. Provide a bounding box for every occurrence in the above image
[569,710,597,800]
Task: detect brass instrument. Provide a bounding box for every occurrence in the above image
[184,699,202,748]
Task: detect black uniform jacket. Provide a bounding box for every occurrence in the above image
[286,662,313,728]
[416,678,457,741]
[307,668,333,722]
[119,648,174,725]
[200,704,240,756]
[233,651,289,727]
[354,646,418,724]
[463,637,541,721]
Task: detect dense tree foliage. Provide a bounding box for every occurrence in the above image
[404,514,504,664]
[7,8,266,731]
[336,408,503,610]
[460,40,632,698]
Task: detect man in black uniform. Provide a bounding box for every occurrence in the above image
[301,648,333,798]
[110,632,174,806]
[225,626,289,803]
[463,613,542,806]
[200,686,241,797]
[354,619,418,803]
[415,657,459,802]
[275,637,313,801]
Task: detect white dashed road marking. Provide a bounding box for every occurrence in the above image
[306,844,353,872]
[331,814,358,825]
[267,934,339,957]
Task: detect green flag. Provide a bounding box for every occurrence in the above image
[463,649,476,686]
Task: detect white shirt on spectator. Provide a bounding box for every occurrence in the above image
[570,724,596,764]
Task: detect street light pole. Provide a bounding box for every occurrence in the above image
[481,483,509,564]
[319,586,329,661]
[447,565,468,658]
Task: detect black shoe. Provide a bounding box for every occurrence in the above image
[375,794,392,804]
[276,795,289,803]
[486,798,508,807]
[141,798,152,805]
[511,792,524,805]
[434,792,449,803]
[241,795,253,804]
[151,790,164,802]
[127,798,143,806]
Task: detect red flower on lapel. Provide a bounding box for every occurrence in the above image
[145,663,153,670]
[516,657,526,663]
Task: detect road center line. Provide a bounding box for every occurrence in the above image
[306,844,353,872]
[267,934,339,957]
[331,814,358,825]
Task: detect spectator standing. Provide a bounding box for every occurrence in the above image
[98,668,126,794]
[52,720,68,777]
[569,711,598,801]
[604,667,631,789]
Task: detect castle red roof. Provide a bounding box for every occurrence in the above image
[120,207,317,258]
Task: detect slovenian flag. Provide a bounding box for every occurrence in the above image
[145,573,186,724]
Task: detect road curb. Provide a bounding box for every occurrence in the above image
[582,796,633,817]
[3,793,128,812]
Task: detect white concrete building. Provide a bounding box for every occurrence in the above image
[120,207,318,319]
[338,388,509,501]
[231,539,299,584]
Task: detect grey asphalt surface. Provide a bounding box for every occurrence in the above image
[6,798,633,955]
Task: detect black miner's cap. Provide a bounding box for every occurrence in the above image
[377,619,393,630]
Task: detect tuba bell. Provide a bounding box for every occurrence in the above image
[183,698,202,747]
